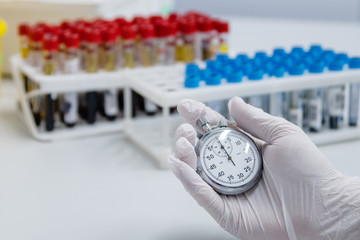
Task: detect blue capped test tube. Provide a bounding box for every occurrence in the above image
[319,50,336,66]
[215,63,234,118]
[309,44,323,56]
[308,60,326,132]
[327,60,346,129]
[272,47,287,58]
[288,63,306,128]
[247,69,265,110]
[348,57,360,126]
[216,54,231,64]
[185,63,200,76]
[206,59,219,70]
[254,51,268,61]
[269,65,286,118]
[223,70,243,119]
[184,75,201,88]
[205,72,223,113]
[291,46,305,60]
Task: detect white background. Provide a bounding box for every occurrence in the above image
[175,0,360,22]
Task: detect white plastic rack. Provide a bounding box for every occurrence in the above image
[11,55,128,141]
[125,63,360,167]
[11,54,360,167]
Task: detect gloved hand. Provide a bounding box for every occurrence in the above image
[169,97,360,240]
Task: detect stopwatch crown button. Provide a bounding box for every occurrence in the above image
[197,117,212,133]
[219,119,227,128]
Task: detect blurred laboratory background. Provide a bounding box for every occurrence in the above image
[0,0,360,240]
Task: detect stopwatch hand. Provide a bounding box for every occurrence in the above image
[216,137,235,166]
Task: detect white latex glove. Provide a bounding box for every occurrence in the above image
[169,97,360,240]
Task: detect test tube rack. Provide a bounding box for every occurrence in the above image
[125,62,360,168]
[10,54,360,168]
[11,55,129,141]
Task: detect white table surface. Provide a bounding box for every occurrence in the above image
[1,17,360,240]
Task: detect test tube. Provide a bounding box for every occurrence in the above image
[272,48,287,58]
[308,61,326,132]
[101,27,119,121]
[165,22,177,65]
[269,66,286,118]
[18,23,30,59]
[97,26,106,69]
[114,20,123,69]
[155,21,170,65]
[215,20,229,54]
[74,23,87,70]
[254,52,270,113]
[309,44,323,57]
[318,50,335,125]
[196,18,215,61]
[348,58,360,126]
[139,24,156,66]
[62,33,80,127]
[60,20,75,31]
[327,60,346,129]
[83,28,101,124]
[43,34,59,132]
[113,18,128,114]
[18,24,31,93]
[28,27,44,126]
[179,19,196,62]
[175,24,184,62]
[247,69,265,110]
[289,91,303,128]
[58,29,71,73]
[139,24,160,115]
[288,64,306,128]
[29,27,44,68]
[168,13,179,23]
[122,25,136,68]
[205,72,222,113]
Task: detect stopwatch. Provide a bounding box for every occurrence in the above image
[195,117,263,195]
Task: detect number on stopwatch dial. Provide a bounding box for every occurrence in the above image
[199,129,261,188]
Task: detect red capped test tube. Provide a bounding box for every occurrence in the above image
[62,33,80,127]
[155,21,170,65]
[122,25,137,68]
[179,19,196,62]
[18,23,31,59]
[101,27,119,121]
[150,15,164,26]
[168,13,179,23]
[29,27,44,68]
[132,17,148,65]
[166,22,177,65]
[102,27,118,71]
[43,34,59,132]
[114,21,123,69]
[139,23,156,66]
[73,23,87,70]
[58,29,72,73]
[18,24,32,93]
[196,17,215,60]
[84,28,101,73]
[28,27,44,126]
[83,28,101,124]
[137,23,158,115]
[215,20,229,54]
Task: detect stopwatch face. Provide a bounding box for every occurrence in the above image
[196,128,262,195]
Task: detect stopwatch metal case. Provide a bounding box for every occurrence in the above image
[195,118,263,195]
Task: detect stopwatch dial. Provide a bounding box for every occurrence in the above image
[200,129,261,188]
[211,137,233,157]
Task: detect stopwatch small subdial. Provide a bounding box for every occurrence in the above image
[211,138,233,157]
